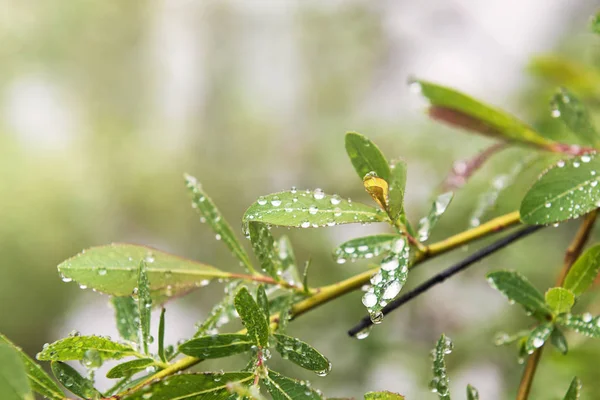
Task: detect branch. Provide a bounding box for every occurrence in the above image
[443,142,507,191]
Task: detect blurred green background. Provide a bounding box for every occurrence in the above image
[2,1,600,399]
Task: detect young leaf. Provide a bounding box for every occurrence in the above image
[106,358,156,379]
[234,287,269,347]
[51,362,101,399]
[125,372,254,400]
[486,270,552,319]
[0,343,34,400]
[550,328,569,355]
[332,234,400,264]
[264,370,323,400]
[430,334,452,400]
[545,287,575,314]
[563,377,581,400]
[111,296,139,343]
[364,391,405,400]
[414,79,557,149]
[137,260,152,354]
[416,192,454,242]
[520,154,600,225]
[273,334,330,374]
[256,285,270,320]
[158,308,166,363]
[58,243,228,298]
[388,160,408,222]
[178,334,254,359]
[557,313,600,338]
[248,222,282,280]
[345,132,391,182]
[0,334,64,400]
[466,385,479,400]
[552,88,600,147]
[243,190,387,228]
[363,173,389,211]
[563,244,600,297]
[275,293,294,333]
[302,259,311,293]
[185,174,254,273]
[36,336,137,362]
[525,323,554,354]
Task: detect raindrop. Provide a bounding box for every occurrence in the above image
[98,268,107,276]
[290,186,297,194]
[333,208,342,217]
[582,312,593,323]
[582,155,592,163]
[300,221,311,228]
[355,326,372,340]
[313,188,325,200]
[257,197,267,206]
[309,206,319,215]
[382,281,401,300]
[556,160,565,168]
[381,256,400,271]
[551,108,561,118]
[330,195,342,205]
[370,272,383,285]
[215,234,222,241]
[344,247,356,254]
[361,292,377,308]
[408,79,422,94]
[532,337,544,348]
[369,311,384,324]
[271,197,282,207]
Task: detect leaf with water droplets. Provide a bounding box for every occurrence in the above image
[277,235,300,284]
[364,391,405,400]
[345,132,391,182]
[179,334,254,359]
[111,296,139,343]
[525,323,554,354]
[388,160,408,222]
[50,362,100,399]
[125,372,254,400]
[563,377,582,400]
[545,287,575,314]
[264,370,323,400]
[106,358,155,379]
[192,281,241,338]
[0,334,63,400]
[493,330,531,347]
[486,270,552,319]
[417,192,453,242]
[158,308,166,363]
[563,244,600,297]
[520,154,600,225]
[58,243,229,298]
[234,287,269,347]
[256,285,270,320]
[557,313,600,338]
[243,190,387,228]
[332,234,400,263]
[137,260,152,354]
[273,334,330,374]
[466,384,479,400]
[550,328,569,355]
[430,334,453,400]
[248,222,282,280]
[185,174,254,273]
[0,343,34,400]
[273,293,294,333]
[36,336,137,362]
[551,88,600,147]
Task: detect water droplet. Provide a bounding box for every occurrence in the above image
[61,276,73,283]
[313,188,325,200]
[309,205,318,215]
[381,255,400,271]
[330,195,342,205]
[408,79,422,94]
[344,247,355,254]
[290,186,297,194]
[370,272,383,285]
[333,207,342,217]
[215,234,222,241]
[369,311,384,324]
[582,155,592,163]
[582,312,593,322]
[300,221,311,228]
[532,337,544,348]
[382,281,401,300]
[362,292,377,308]
[257,197,267,206]
[557,160,565,168]
[355,326,372,340]
[551,108,561,118]
[271,197,282,207]
[97,267,107,276]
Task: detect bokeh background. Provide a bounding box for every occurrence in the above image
[2,1,600,399]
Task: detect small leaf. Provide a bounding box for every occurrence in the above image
[111,296,139,343]
[137,260,152,354]
[275,293,294,333]
[0,334,63,400]
[550,328,569,355]
[58,243,228,298]
[158,308,166,363]
[234,287,269,347]
[545,287,575,314]
[264,370,323,400]
[179,334,254,359]
[302,259,311,293]
[525,323,554,354]
[364,391,405,400]
[466,385,479,400]
[345,132,391,182]
[36,336,137,362]
[557,313,600,338]
[430,334,452,400]
[563,244,600,297]
[563,377,581,400]
[417,192,454,242]
[277,235,300,283]
[106,358,155,379]
[248,222,282,280]
[486,270,552,319]
[243,190,387,228]
[273,334,330,374]
[388,160,408,222]
[363,173,389,211]
[256,285,270,320]
[0,343,34,400]
[332,234,400,264]
[520,154,600,225]
[125,372,254,400]
[51,362,101,399]
[493,330,531,346]
[552,88,600,147]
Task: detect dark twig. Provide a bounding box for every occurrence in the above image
[348,224,543,337]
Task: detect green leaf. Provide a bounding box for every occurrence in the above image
[430,334,452,400]
[58,243,228,298]
[0,334,64,400]
[520,154,600,225]
[249,222,282,280]
[0,343,34,400]
[137,260,152,354]
[275,293,294,333]
[243,190,387,228]
[234,287,269,347]
[106,358,156,379]
[563,377,581,400]
[388,160,408,222]
[178,334,254,359]
[273,334,330,374]
[364,391,405,400]
[185,174,254,273]
[592,12,600,34]
[264,370,323,400]
[525,323,554,354]
[551,88,600,147]
[332,234,400,264]
[345,132,391,182]
[545,287,575,314]
[51,362,101,399]
[563,244,600,297]
[36,336,137,362]
[557,313,600,338]
[493,330,531,346]
[126,372,254,400]
[257,285,270,320]
[277,235,300,283]
[486,270,552,319]
[417,192,453,242]
[302,259,311,293]
[466,385,479,400]
[111,296,139,343]
[414,79,557,149]
[158,308,166,363]
[550,328,569,355]
[362,239,410,316]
